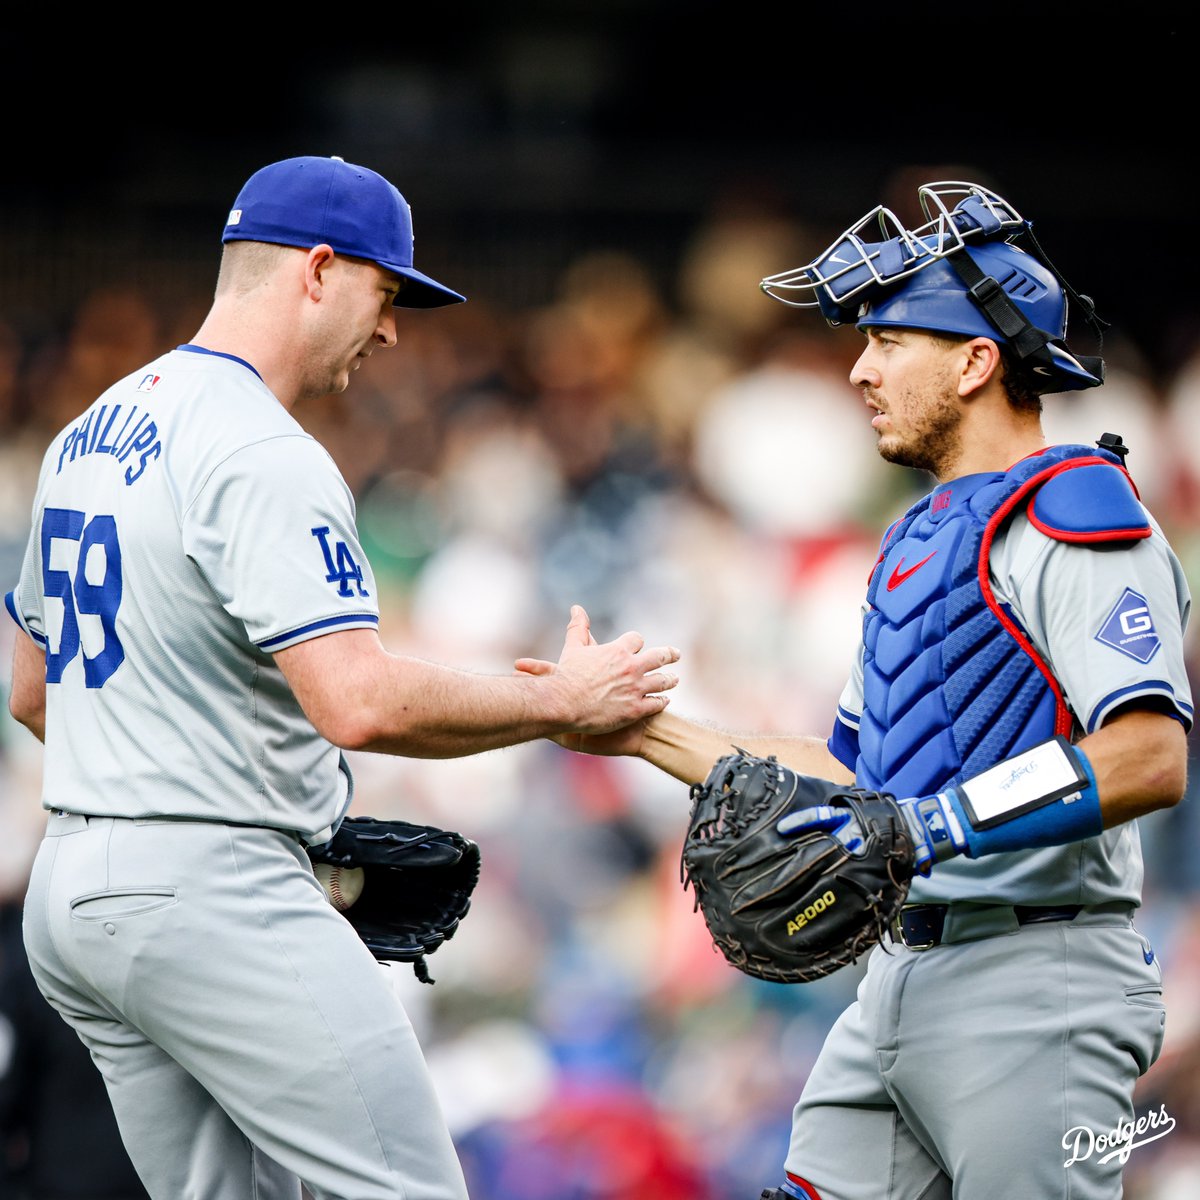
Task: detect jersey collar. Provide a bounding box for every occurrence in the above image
[175,343,263,381]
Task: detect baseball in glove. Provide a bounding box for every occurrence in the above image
[680,751,917,983]
[307,816,481,984]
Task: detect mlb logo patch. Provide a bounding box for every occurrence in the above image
[137,373,161,393]
[227,208,243,226]
[1095,588,1161,663]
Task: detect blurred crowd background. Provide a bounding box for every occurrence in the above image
[0,18,1197,1198]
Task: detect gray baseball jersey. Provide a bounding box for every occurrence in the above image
[829,502,1193,907]
[5,345,380,842]
[784,476,1191,1200]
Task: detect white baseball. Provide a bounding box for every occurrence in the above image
[314,863,365,911]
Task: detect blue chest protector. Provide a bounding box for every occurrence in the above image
[857,443,1150,799]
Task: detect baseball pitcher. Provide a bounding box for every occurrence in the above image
[6,155,680,1200]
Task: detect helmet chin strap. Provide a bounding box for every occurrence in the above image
[942,248,1105,391]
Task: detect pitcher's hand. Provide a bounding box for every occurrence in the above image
[515,605,679,739]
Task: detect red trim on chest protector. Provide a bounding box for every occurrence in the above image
[1025,457,1149,543]
[1026,511,1151,543]
[785,1173,825,1199]
[979,456,1133,737]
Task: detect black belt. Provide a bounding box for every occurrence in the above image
[894,903,1084,950]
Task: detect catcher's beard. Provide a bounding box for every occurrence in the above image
[873,377,963,478]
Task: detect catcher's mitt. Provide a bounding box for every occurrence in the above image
[681,751,916,983]
[307,816,481,984]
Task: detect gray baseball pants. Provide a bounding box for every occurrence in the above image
[784,904,1167,1199]
[22,810,469,1200]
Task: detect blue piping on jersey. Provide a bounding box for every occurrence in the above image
[176,344,264,381]
[4,590,45,645]
[828,717,859,772]
[1088,681,1194,734]
[256,613,379,651]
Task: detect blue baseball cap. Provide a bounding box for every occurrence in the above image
[222,155,465,308]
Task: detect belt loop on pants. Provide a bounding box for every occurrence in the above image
[45,809,91,835]
[892,902,1105,950]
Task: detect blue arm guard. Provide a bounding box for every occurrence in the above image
[904,736,1103,870]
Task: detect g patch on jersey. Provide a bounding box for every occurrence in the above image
[1095,588,1161,663]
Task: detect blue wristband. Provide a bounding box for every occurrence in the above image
[945,744,1103,858]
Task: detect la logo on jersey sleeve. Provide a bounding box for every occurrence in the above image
[311,527,369,598]
[1095,588,1161,663]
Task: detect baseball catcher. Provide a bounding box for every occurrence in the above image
[307,816,481,983]
[681,750,918,982]
[634,178,1191,1199]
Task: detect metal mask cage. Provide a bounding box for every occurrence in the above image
[760,181,1027,312]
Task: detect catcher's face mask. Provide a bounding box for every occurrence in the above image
[760,180,1104,395]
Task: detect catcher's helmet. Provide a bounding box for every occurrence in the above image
[761,181,1104,394]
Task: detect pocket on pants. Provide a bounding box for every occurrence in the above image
[1124,983,1164,1008]
[70,887,178,920]
[1122,984,1166,1074]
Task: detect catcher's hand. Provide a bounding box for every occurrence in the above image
[681,751,917,983]
[307,816,481,984]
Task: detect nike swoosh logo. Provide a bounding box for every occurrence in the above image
[886,551,937,591]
